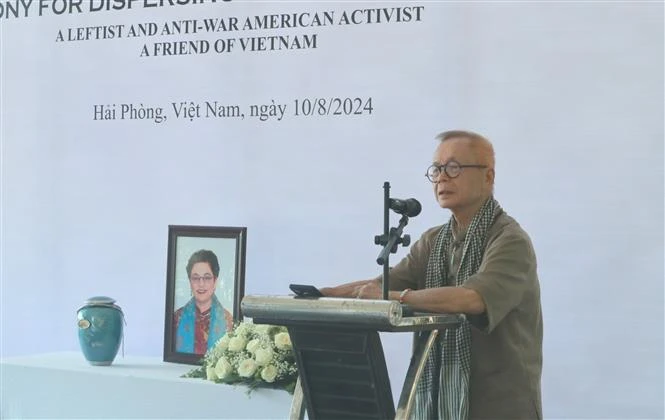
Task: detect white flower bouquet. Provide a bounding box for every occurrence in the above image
[183,321,298,394]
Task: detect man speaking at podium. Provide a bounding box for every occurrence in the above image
[321,130,543,420]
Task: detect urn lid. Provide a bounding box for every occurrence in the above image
[84,296,117,305]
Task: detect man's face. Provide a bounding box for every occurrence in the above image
[189,262,217,307]
[431,138,494,221]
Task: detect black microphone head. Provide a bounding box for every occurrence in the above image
[390,198,422,217]
[405,198,422,217]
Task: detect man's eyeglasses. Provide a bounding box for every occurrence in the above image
[425,161,488,182]
[190,274,215,284]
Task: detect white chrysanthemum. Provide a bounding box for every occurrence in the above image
[246,339,260,354]
[260,365,278,383]
[228,336,247,352]
[206,366,218,381]
[254,348,273,366]
[255,324,271,335]
[214,357,233,379]
[234,322,254,338]
[274,332,292,350]
[237,358,258,378]
[217,334,231,351]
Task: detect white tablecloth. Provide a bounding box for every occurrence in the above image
[0,352,293,419]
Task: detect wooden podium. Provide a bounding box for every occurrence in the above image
[242,295,462,420]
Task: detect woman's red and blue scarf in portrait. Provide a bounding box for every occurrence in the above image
[175,295,228,354]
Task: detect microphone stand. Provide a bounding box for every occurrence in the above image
[374,182,411,301]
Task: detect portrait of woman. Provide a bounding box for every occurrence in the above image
[173,249,234,355]
[163,225,246,364]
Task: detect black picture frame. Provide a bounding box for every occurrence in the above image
[163,225,247,364]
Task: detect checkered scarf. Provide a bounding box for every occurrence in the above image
[413,197,501,419]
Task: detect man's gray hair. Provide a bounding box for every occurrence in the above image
[435,130,495,169]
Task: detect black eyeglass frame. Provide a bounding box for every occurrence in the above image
[425,161,488,182]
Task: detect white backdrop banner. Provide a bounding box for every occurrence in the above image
[1,1,663,418]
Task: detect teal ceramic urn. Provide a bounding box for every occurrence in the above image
[77,296,125,366]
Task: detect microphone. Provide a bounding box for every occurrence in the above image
[389,198,422,217]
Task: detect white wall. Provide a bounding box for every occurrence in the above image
[1,2,662,418]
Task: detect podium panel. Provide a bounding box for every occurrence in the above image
[289,327,394,420]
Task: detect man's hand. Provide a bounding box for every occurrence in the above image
[319,279,379,298]
[352,281,383,299]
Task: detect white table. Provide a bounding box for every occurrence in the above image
[0,352,293,419]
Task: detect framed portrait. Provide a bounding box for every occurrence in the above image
[163,225,247,364]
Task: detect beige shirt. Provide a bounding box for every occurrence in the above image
[381,211,543,420]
